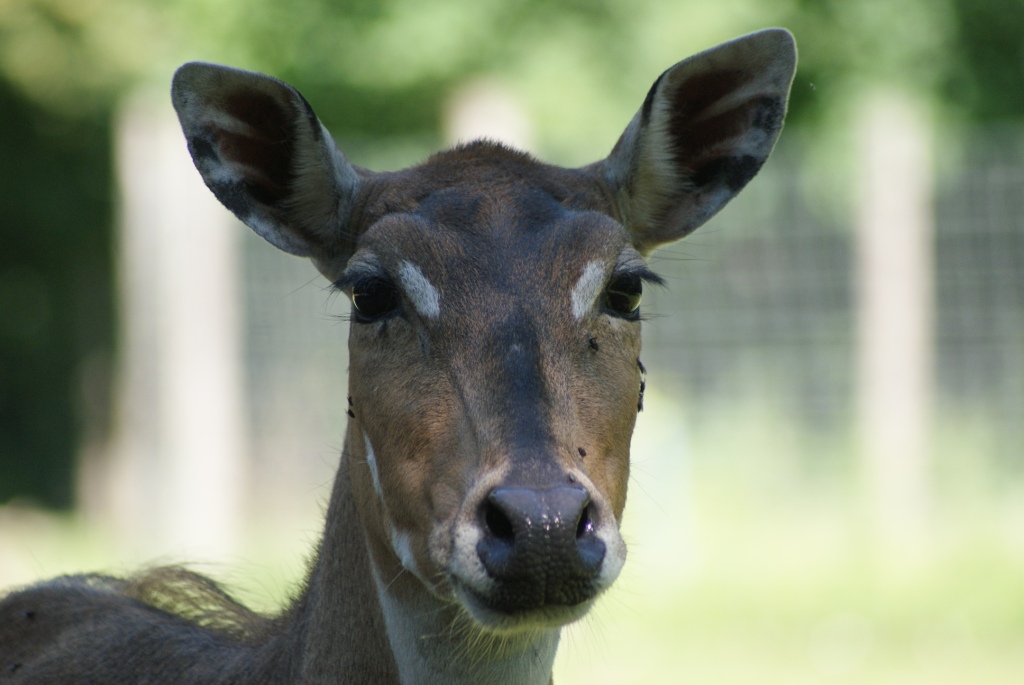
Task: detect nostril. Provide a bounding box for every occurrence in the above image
[478,486,606,596]
[483,499,515,543]
[576,504,595,539]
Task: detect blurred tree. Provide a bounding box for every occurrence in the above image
[944,0,1024,121]
[2,0,1024,508]
[4,0,1024,136]
[778,0,955,125]
[0,77,113,507]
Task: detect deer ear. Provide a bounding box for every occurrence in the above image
[171,62,361,267]
[604,29,796,254]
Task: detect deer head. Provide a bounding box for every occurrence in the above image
[171,28,796,683]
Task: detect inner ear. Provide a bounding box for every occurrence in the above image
[172,62,364,268]
[601,29,797,254]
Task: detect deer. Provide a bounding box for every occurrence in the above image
[0,28,795,685]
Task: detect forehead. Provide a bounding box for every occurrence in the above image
[352,144,632,289]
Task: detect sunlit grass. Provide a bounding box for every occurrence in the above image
[555,495,1024,684]
[3,391,1023,683]
[554,391,1024,684]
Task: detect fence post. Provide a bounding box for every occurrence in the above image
[855,93,935,547]
[444,78,533,150]
[91,91,247,561]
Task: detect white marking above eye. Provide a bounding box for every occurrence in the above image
[398,260,441,319]
[571,261,606,320]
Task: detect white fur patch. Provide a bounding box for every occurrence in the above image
[398,261,441,319]
[597,527,628,588]
[390,528,419,575]
[363,432,383,499]
[571,261,606,320]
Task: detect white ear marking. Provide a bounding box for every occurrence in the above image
[398,261,441,319]
[571,261,606,320]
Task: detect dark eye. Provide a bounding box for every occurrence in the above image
[351,279,400,323]
[603,274,643,319]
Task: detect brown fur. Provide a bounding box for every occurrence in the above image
[1,470,396,684]
[1,29,796,685]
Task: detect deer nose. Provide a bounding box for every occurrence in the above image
[477,485,605,609]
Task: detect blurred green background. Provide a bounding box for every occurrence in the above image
[2,0,1024,683]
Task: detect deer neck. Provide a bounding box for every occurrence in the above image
[292,442,560,685]
[290,455,400,684]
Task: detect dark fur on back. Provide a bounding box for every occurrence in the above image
[0,567,291,684]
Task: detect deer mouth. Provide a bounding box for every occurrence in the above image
[451,576,601,634]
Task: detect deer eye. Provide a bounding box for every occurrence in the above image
[603,274,643,319]
[351,278,400,323]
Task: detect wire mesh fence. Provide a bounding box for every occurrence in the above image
[641,138,1023,464]
[233,131,1024,518]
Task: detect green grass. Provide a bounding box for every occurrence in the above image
[553,392,1024,684]
[3,391,1023,683]
[553,495,1024,684]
